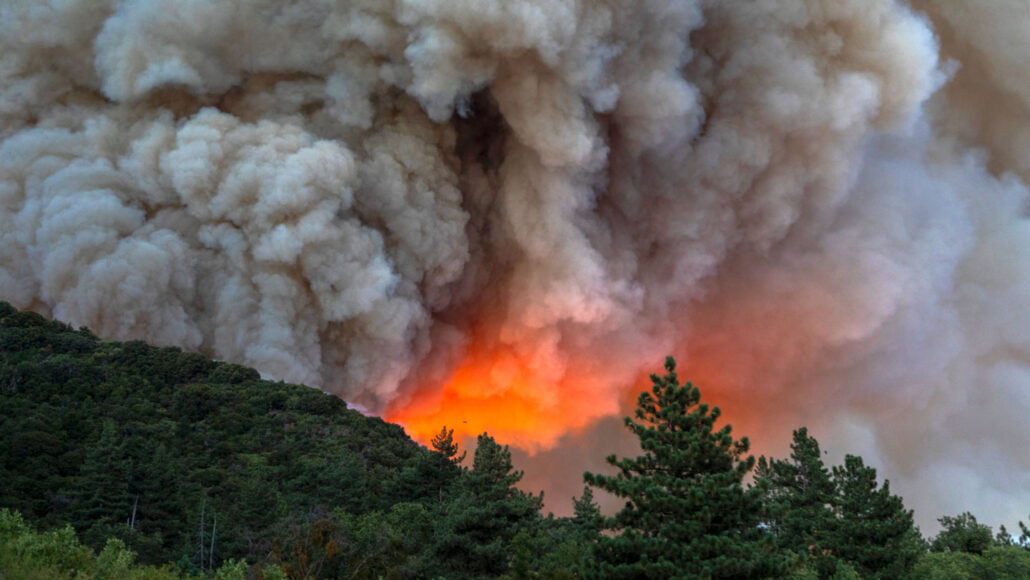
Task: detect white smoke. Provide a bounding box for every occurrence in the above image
[2,0,1029,529]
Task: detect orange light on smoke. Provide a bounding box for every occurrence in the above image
[384,303,804,455]
[385,346,618,451]
[384,345,770,453]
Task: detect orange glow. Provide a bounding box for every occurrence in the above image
[384,333,792,454]
[385,345,619,451]
[385,293,815,455]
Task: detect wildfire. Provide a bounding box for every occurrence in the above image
[385,346,620,450]
[384,292,807,455]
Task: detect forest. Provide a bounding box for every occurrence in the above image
[2,300,1029,579]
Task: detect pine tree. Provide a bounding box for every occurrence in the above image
[572,486,600,530]
[122,441,184,563]
[584,357,787,579]
[73,420,133,548]
[388,425,466,506]
[425,433,543,578]
[756,427,836,567]
[430,426,466,464]
[826,455,922,579]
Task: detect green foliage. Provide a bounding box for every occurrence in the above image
[584,357,787,579]
[908,515,1030,579]
[907,546,1030,579]
[995,524,1016,547]
[1018,515,1030,547]
[788,559,861,580]
[424,433,545,579]
[907,550,984,579]
[0,302,458,570]
[498,491,601,579]
[757,427,836,568]
[0,507,265,579]
[758,428,924,579]
[981,547,1030,578]
[5,305,1018,579]
[572,485,600,530]
[826,455,923,579]
[0,508,94,576]
[266,502,432,579]
[931,512,995,555]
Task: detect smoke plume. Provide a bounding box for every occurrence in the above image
[2,0,1029,528]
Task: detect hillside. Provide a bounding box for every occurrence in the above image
[5,302,1030,579]
[0,302,466,574]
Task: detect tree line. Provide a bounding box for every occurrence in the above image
[2,302,1030,578]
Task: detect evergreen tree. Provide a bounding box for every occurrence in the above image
[431,425,466,464]
[425,433,543,578]
[74,420,133,548]
[756,427,836,570]
[572,486,600,530]
[0,301,453,568]
[826,455,922,579]
[383,425,468,507]
[931,512,994,555]
[115,440,181,564]
[584,357,787,579]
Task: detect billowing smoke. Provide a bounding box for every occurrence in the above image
[2,0,1029,529]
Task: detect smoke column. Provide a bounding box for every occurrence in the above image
[2,0,1029,528]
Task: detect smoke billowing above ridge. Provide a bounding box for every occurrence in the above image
[2,0,1029,528]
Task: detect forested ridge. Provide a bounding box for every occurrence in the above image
[2,301,1030,579]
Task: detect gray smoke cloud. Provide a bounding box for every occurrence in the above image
[2,0,1029,529]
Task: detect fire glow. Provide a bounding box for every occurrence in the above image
[385,346,621,450]
[385,339,756,454]
[384,303,819,460]
[4,0,1030,530]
